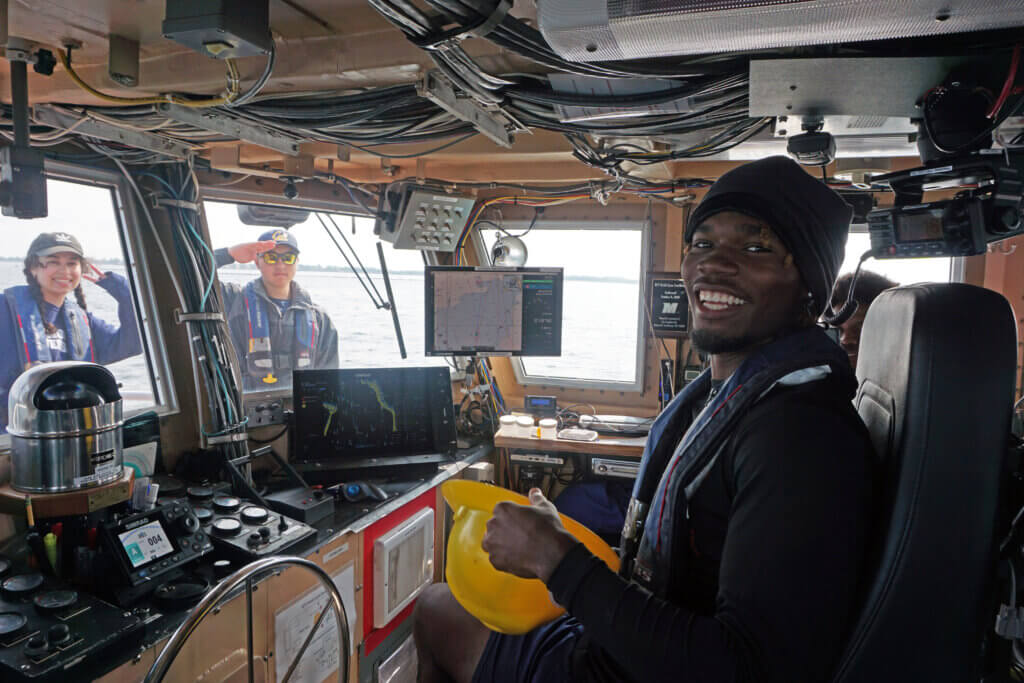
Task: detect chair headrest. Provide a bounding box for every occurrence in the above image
[833,282,1017,682]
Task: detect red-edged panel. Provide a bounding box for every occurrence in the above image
[362,488,437,655]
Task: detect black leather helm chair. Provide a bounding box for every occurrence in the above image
[831,283,1017,682]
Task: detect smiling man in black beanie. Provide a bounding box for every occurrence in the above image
[414,156,876,683]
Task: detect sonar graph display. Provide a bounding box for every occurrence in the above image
[293,367,454,463]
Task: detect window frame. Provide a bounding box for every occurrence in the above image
[196,192,346,406]
[0,160,179,450]
[196,192,446,408]
[472,218,651,392]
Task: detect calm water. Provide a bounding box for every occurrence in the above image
[0,262,641,412]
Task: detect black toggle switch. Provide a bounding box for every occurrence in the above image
[47,623,71,646]
[25,634,49,657]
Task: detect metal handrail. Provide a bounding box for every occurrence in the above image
[144,556,350,683]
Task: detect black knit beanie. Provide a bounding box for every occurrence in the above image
[685,156,853,316]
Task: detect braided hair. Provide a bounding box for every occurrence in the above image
[22,252,89,335]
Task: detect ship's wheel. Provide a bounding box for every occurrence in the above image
[145,556,350,683]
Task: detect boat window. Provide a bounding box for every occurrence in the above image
[480,226,646,389]
[0,175,168,433]
[202,201,446,396]
[840,232,953,285]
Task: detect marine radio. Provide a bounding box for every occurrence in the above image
[868,154,1024,259]
[98,500,212,604]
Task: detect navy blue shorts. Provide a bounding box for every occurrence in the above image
[471,615,584,683]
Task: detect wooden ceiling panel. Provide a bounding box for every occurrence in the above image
[0,0,539,105]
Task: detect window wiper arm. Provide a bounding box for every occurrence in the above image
[315,211,406,358]
[377,242,407,360]
[314,212,388,309]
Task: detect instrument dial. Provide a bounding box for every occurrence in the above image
[212,518,242,537]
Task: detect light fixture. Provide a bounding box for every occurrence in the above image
[491,235,528,267]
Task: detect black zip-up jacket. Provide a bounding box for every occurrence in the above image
[547,375,876,683]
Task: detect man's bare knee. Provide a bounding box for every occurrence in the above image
[414,583,491,683]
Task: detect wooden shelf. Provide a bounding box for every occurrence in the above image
[493,427,645,459]
[0,469,134,518]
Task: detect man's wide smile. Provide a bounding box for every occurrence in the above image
[693,285,749,316]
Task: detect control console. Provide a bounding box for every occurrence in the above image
[0,566,143,682]
[186,489,315,562]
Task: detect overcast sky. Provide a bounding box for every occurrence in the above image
[0,179,127,261]
[203,201,646,280]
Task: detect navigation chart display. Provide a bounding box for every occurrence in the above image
[292,367,457,465]
[425,266,563,356]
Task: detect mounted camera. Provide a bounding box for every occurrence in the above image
[868,74,1024,259]
[786,116,836,167]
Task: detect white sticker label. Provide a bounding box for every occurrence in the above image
[73,463,121,488]
[323,543,350,564]
[274,564,357,683]
[96,462,120,476]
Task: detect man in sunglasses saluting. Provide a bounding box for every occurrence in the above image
[215,230,339,390]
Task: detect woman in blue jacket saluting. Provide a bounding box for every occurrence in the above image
[0,232,142,430]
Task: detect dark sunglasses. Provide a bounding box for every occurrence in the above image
[261,251,298,265]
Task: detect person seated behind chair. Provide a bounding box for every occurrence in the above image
[0,232,142,430]
[214,229,339,391]
[413,156,877,683]
[829,269,898,369]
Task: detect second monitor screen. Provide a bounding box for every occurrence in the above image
[425,266,563,356]
[292,367,456,463]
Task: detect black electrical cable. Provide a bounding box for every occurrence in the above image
[922,90,1024,156]
[821,250,874,326]
[229,42,277,106]
[249,423,289,444]
[336,132,476,158]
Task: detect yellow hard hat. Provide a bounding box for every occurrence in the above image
[441,480,620,634]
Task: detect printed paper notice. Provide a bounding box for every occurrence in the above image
[274,565,356,683]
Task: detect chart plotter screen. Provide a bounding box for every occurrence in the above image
[424,266,563,356]
[292,367,457,464]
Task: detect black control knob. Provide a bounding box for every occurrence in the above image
[24,635,48,657]
[213,560,233,579]
[258,526,271,541]
[246,532,262,549]
[47,623,70,646]
[177,513,200,535]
